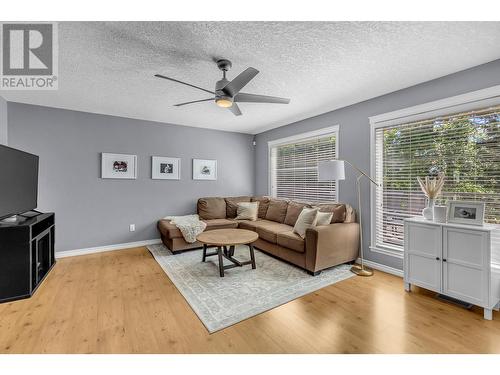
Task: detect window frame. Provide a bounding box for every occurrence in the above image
[267,125,340,202]
[369,85,500,259]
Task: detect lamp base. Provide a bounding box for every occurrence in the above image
[350,264,374,277]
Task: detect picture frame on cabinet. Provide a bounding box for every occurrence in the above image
[447,200,485,226]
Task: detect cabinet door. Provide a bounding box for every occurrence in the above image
[443,227,489,307]
[405,222,442,293]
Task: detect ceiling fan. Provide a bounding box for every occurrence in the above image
[154,59,290,116]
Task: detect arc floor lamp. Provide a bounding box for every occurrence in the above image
[318,159,380,277]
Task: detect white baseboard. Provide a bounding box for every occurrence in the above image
[356,258,404,277]
[56,239,162,259]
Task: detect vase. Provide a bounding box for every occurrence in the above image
[422,198,435,220]
[433,205,447,223]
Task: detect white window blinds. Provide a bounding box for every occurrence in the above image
[270,131,338,202]
[374,106,500,251]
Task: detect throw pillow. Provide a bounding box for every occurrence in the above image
[225,196,252,218]
[314,203,347,223]
[235,202,259,221]
[315,211,333,226]
[293,207,319,238]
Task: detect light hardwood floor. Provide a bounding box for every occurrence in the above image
[1,246,499,354]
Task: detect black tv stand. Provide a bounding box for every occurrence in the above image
[19,210,42,218]
[0,212,55,303]
[0,210,41,224]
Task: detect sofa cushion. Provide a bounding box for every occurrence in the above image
[265,199,289,223]
[255,221,293,244]
[157,219,183,239]
[159,218,238,240]
[225,196,252,218]
[284,201,310,226]
[203,218,239,230]
[238,219,261,231]
[277,231,305,253]
[315,203,347,223]
[238,218,274,231]
[197,197,227,220]
[251,196,271,219]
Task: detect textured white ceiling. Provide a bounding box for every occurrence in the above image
[2,22,500,134]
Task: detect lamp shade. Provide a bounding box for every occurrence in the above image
[318,160,345,181]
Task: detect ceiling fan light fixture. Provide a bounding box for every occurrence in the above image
[215,97,233,108]
[155,58,289,116]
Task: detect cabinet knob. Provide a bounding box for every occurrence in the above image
[436,257,440,261]
[443,259,447,262]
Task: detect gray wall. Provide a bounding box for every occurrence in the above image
[255,59,500,270]
[7,103,255,253]
[0,96,7,145]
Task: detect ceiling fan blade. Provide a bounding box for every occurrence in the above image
[228,103,242,116]
[174,98,214,107]
[155,74,215,95]
[234,92,290,104]
[221,67,259,97]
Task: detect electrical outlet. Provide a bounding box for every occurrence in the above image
[129,224,135,232]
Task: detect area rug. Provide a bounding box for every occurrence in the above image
[147,243,354,333]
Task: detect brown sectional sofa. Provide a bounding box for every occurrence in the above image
[157,196,360,275]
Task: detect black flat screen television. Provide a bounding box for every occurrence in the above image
[0,145,39,220]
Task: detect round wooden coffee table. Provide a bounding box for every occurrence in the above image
[196,229,258,277]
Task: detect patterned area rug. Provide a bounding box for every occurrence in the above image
[147,243,354,333]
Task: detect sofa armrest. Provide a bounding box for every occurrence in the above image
[157,219,175,237]
[304,223,360,272]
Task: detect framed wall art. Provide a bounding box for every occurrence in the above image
[152,156,181,180]
[192,159,217,180]
[101,153,137,179]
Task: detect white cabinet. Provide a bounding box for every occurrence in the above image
[404,217,500,320]
[442,227,489,306]
[405,222,442,293]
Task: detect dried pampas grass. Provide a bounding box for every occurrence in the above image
[417,173,445,199]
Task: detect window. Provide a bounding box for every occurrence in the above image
[269,126,339,202]
[373,105,500,252]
